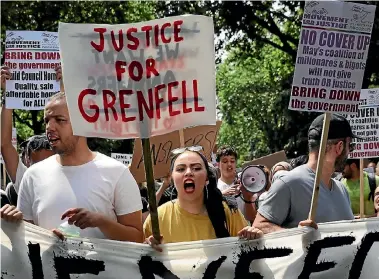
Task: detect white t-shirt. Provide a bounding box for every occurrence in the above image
[17,152,142,239]
[217,179,246,218]
[11,159,28,193]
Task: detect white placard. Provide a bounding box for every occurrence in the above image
[58,15,216,139]
[111,153,133,166]
[347,88,379,158]
[4,31,61,110]
[289,1,376,113]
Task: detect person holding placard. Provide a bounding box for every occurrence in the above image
[144,147,263,251]
[216,146,258,223]
[253,114,355,233]
[341,159,379,217]
[1,66,54,206]
[16,91,143,242]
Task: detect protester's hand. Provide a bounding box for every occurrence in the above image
[1,66,11,91]
[61,208,103,229]
[145,235,164,252]
[237,226,263,240]
[51,228,65,241]
[237,184,259,202]
[55,65,64,91]
[222,184,238,196]
[298,219,318,230]
[55,65,62,81]
[0,204,23,222]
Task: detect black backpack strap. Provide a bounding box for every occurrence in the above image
[367,172,376,201]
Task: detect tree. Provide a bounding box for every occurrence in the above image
[217,45,318,161]
[1,0,157,153]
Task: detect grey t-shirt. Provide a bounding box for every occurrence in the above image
[258,164,354,228]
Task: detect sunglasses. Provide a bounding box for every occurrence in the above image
[171,145,204,155]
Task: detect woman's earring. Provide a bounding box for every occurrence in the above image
[205,185,209,200]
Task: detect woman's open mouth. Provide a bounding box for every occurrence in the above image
[184,181,195,194]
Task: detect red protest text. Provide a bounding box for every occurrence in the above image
[91,20,184,52]
[77,80,204,123]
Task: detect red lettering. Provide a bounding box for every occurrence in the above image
[115,61,127,81]
[78,89,99,123]
[119,90,136,122]
[141,25,153,47]
[146,58,159,78]
[102,90,118,121]
[182,81,192,114]
[173,20,184,42]
[160,23,171,43]
[292,86,299,96]
[127,28,139,50]
[137,89,154,121]
[91,28,106,52]
[129,61,143,81]
[193,80,204,112]
[154,84,165,119]
[168,81,180,116]
[154,24,159,47]
[111,30,124,52]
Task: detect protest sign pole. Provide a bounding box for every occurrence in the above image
[308,112,331,220]
[141,138,161,241]
[2,166,6,189]
[359,158,364,218]
[179,129,185,147]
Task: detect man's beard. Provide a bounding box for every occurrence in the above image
[342,170,352,179]
[335,153,348,172]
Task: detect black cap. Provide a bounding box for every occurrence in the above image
[308,113,362,140]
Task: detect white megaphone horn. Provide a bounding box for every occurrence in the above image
[237,165,268,194]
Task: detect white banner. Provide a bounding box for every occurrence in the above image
[58,15,216,139]
[111,153,133,166]
[347,88,379,158]
[4,31,60,110]
[289,1,376,114]
[1,218,379,278]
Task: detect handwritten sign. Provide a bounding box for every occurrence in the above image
[58,16,216,139]
[289,1,376,113]
[111,153,133,166]
[130,121,221,183]
[4,31,60,110]
[346,88,379,158]
[2,219,379,278]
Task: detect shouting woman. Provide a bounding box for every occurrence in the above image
[144,146,263,251]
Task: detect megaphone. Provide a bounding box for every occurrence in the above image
[238,165,268,193]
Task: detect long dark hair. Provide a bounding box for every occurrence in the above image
[170,151,237,238]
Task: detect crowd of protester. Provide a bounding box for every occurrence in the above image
[1,65,379,252]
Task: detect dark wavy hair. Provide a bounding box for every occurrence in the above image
[170,150,237,238]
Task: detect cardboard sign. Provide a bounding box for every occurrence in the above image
[130,121,221,182]
[242,150,287,170]
[111,153,133,166]
[58,15,217,139]
[289,1,376,114]
[346,88,379,158]
[2,219,379,278]
[4,31,60,110]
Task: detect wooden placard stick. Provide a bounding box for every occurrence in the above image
[141,138,161,241]
[308,112,331,221]
[359,158,364,218]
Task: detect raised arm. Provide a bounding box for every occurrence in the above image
[1,66,20,182]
